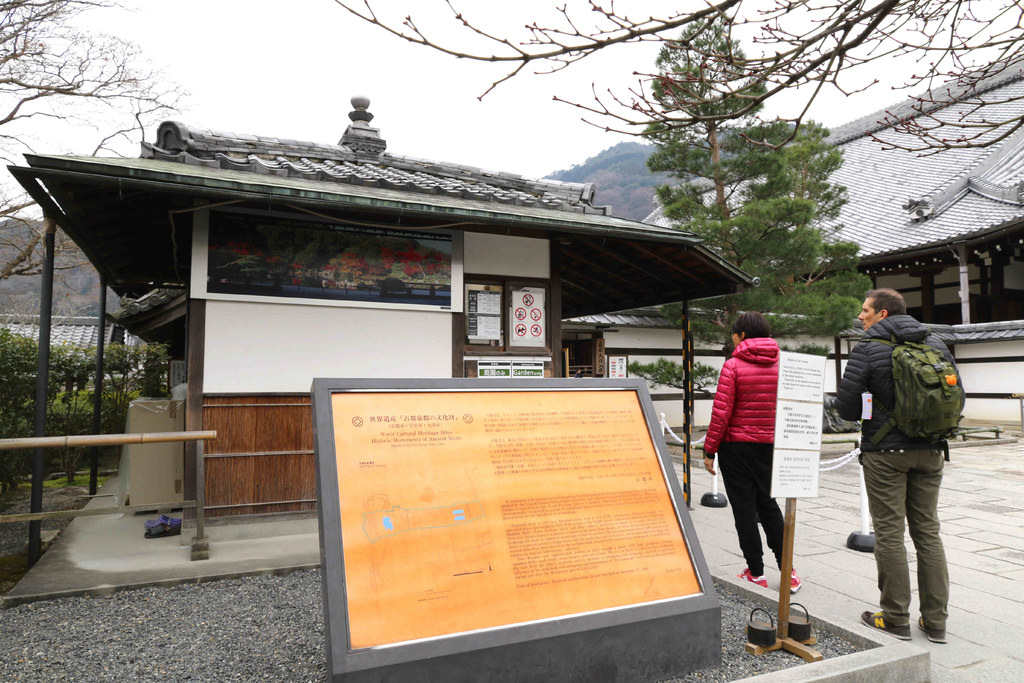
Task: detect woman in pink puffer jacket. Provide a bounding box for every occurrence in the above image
[703,311,800,594]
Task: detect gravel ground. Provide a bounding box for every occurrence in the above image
[0,486,90,594]
[0,486,89,555]
[0,569,860,682]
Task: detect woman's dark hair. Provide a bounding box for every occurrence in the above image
[731,311,772,339]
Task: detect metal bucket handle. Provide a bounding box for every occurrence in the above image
[749,607,774,625]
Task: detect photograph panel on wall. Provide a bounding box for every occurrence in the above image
[191,209,462,312]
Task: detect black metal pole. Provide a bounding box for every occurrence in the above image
[682,300,692,508]
[89,273,107,496]
[29,218,56,567]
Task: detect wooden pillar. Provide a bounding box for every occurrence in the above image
[991,248,1008,322]
[183,299,205,521]
[833,337,842,391]
[956,243,970,324]
[549,242,563,378]
[920,272,935,323]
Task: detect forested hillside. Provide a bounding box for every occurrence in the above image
[546,142,670,222]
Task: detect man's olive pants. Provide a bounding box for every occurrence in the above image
[862,448,949,629]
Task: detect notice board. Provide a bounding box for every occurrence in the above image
[311,378,720,683]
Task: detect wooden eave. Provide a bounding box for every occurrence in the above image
[9,154,753,317]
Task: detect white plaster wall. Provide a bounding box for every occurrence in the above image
[1006,261,1024,290]
[956,340,1024,418]
[963,398,1022,423]
[203,301,452,393]
[954,339,1024,358]
[604,327,681,349]
[958,362,1020,395]
[644,328,1024,427]
[464,233,549,278]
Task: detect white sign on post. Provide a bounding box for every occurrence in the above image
[607,356,628,379]
[771,352,827,498]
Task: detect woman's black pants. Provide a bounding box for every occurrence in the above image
[717,441,785,576]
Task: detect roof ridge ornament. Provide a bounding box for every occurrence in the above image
[340,96,387,157]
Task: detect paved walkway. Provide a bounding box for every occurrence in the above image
[6,434,1024,681]
[680,434,1024,682]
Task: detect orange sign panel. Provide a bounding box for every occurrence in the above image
[330,389,700,649]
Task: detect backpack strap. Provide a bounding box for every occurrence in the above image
[861,337,897,446]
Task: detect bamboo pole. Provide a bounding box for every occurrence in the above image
[0,431,217,452]
[1,500,197,524]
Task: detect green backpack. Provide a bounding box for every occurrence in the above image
[865,337,963,445]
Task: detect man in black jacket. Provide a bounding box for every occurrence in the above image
[836,288,960,644]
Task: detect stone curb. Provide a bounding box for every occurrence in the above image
[712,574,930,682]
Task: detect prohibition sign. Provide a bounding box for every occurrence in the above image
[521,293,535,306]
[515,307,527,320]
[515,323,527,337]
[530,308,542,321]
[530,324,542,337]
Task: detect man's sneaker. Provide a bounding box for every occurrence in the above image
[738,568,768,587]
[918,617,947,643]
[860,611,911,640]
[790,569,802,594]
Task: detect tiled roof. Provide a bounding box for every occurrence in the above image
[644,72,1024,262]
[1,315,131,347]
[110,288,184,321]
[842,319,1024,344]
[826,73,1024,260]
[143,100,611,216]
[827,64,1024,146]
[564,308,674,328]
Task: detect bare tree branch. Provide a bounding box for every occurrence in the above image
[332,0,1024,151]
[0,0,180,280]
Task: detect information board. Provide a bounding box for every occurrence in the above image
[771,352,827,498]
[331,389,698,648]
[312,378,720,682]
[467,288,502,344]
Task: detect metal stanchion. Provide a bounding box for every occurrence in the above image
[846,462,875,552]
[701,453,728,508]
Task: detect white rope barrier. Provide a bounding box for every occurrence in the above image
[659,415,861,473]
[818,447,860,471]
[659,415,874,550]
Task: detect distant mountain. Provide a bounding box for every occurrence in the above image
[0,221,109,317]
[545,141,670,222]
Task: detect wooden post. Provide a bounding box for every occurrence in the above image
[681,300,692,507]
[745,498,821,662]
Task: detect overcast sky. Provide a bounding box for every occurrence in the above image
[73,0,914,179]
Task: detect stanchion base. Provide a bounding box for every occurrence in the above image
[701,492,728,508]
[846,532,875,553]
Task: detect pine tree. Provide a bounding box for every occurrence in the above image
[646,22,869,346]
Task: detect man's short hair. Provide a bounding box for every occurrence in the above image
[732,311,772,339]
[866,288,907,316]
